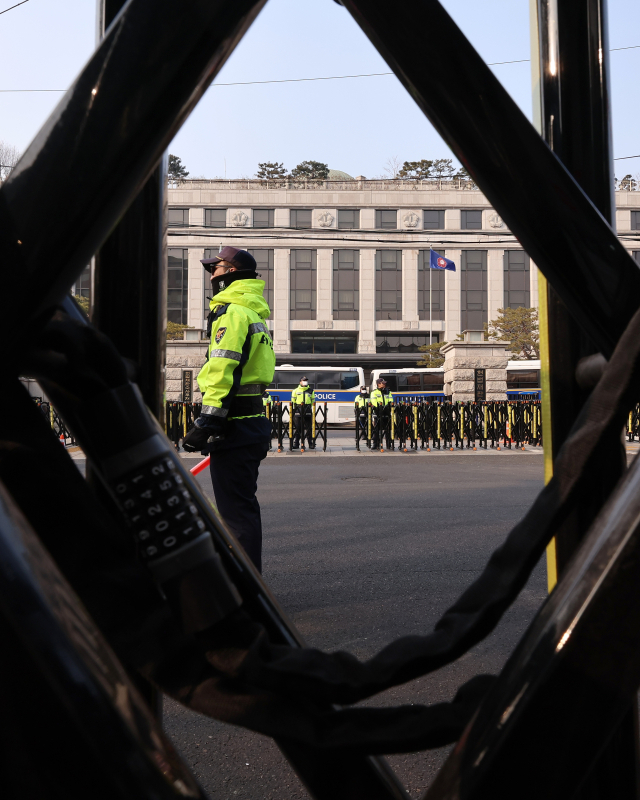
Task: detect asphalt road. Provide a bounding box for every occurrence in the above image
[159,453,546,800]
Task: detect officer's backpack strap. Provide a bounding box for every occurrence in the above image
[206,303,230,338]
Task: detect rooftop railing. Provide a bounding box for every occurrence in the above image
[168,177,481,191]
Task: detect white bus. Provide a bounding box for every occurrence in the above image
[268,365,365,423]
[370,361,541,400]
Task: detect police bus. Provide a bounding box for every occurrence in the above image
[268,365,365,424]
[370,360,541,401]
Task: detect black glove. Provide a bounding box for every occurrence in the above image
[182,416,225,453]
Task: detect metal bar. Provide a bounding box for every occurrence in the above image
[0,0,268,361]
[425,451,640,800]
[340,0,640,358]
[534,0,639,792]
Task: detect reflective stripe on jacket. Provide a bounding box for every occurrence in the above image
[355,394,370,409]
[197,279,275,420]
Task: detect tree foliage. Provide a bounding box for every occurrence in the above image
[290,160,329,180]
[73,295,90,316]
[486,307,539,359]
[417,341,447,367]
[256,161,287,180]
[398,160,433,180]
[0,140,20,182]
[167,321,191,340]
[617,173,637,191]
[168,154,189,181]
[431,158,455,179]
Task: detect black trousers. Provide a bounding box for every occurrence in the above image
[209,441,268,573]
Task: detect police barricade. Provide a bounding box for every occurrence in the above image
[34,398,77,446]
[163,399,330,452]
[269,401,328,453]
[626,403,640,441]
[354,399,544,452]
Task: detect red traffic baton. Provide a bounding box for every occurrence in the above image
[190,455,210,476]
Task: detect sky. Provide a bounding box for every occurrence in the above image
[0,0,638,180]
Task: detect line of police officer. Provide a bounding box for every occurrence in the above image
[355,378,394,450]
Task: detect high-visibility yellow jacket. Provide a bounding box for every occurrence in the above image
[262,390,271,407]
[370,388,394,408]
[197,279,275,422]
[292,385,315,407]
[355,393,370,409]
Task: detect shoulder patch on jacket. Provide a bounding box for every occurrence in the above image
[214,327,227,344]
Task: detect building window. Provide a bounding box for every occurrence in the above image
[167,248,189,324]
[332,250,359,320]
[376,334,436,353]
[291,334,357,355]
[204,208,227,228]
[461,210,482,230]
[503,250,530,308]
[168,208,188,227]
[418,250,445,320]
[74,264,91,299]
[461,250,487,331]
[290,250,317,319]
[247,248,274,317]
[376,250,402,319]
[253,209,274,228]
[337,209,360,229]
[633,251,640,264]
[290,209,312,229]
[632,212,640,231]
[375,209,398,229]
[423,209,445,229]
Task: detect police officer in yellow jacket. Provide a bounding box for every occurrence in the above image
[291,377,315,449]
[355,385,369,440]
[182,247,275,572]
[370,377,394,449]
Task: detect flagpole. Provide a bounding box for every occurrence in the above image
[429,250,433,362]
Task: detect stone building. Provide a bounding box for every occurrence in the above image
[165,177,640,401]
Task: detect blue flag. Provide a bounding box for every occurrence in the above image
[430,249,456,272]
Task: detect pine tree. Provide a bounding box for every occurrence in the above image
[256,161,287,179]
[417,341,447,367]
[168,154,189,181]
[431,158,455,179]
[290,160,329,180]
[486,307,539,359]
[397,160,433,180]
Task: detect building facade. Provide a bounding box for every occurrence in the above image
[165,178,640,401]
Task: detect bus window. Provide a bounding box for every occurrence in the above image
[273,370,314,389]
[422,372,445,390]
[315,371,341,390]
[378,374,398,391]
[340,372,360,390]
[407,374,421,388]
[507,370,540,389]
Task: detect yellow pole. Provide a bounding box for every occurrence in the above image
[289,402,293,440]
[413,403,418,442]
[538,272,557,590]
[390,403,395,441]
[367,403,372,443]
[312,400,316,440]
